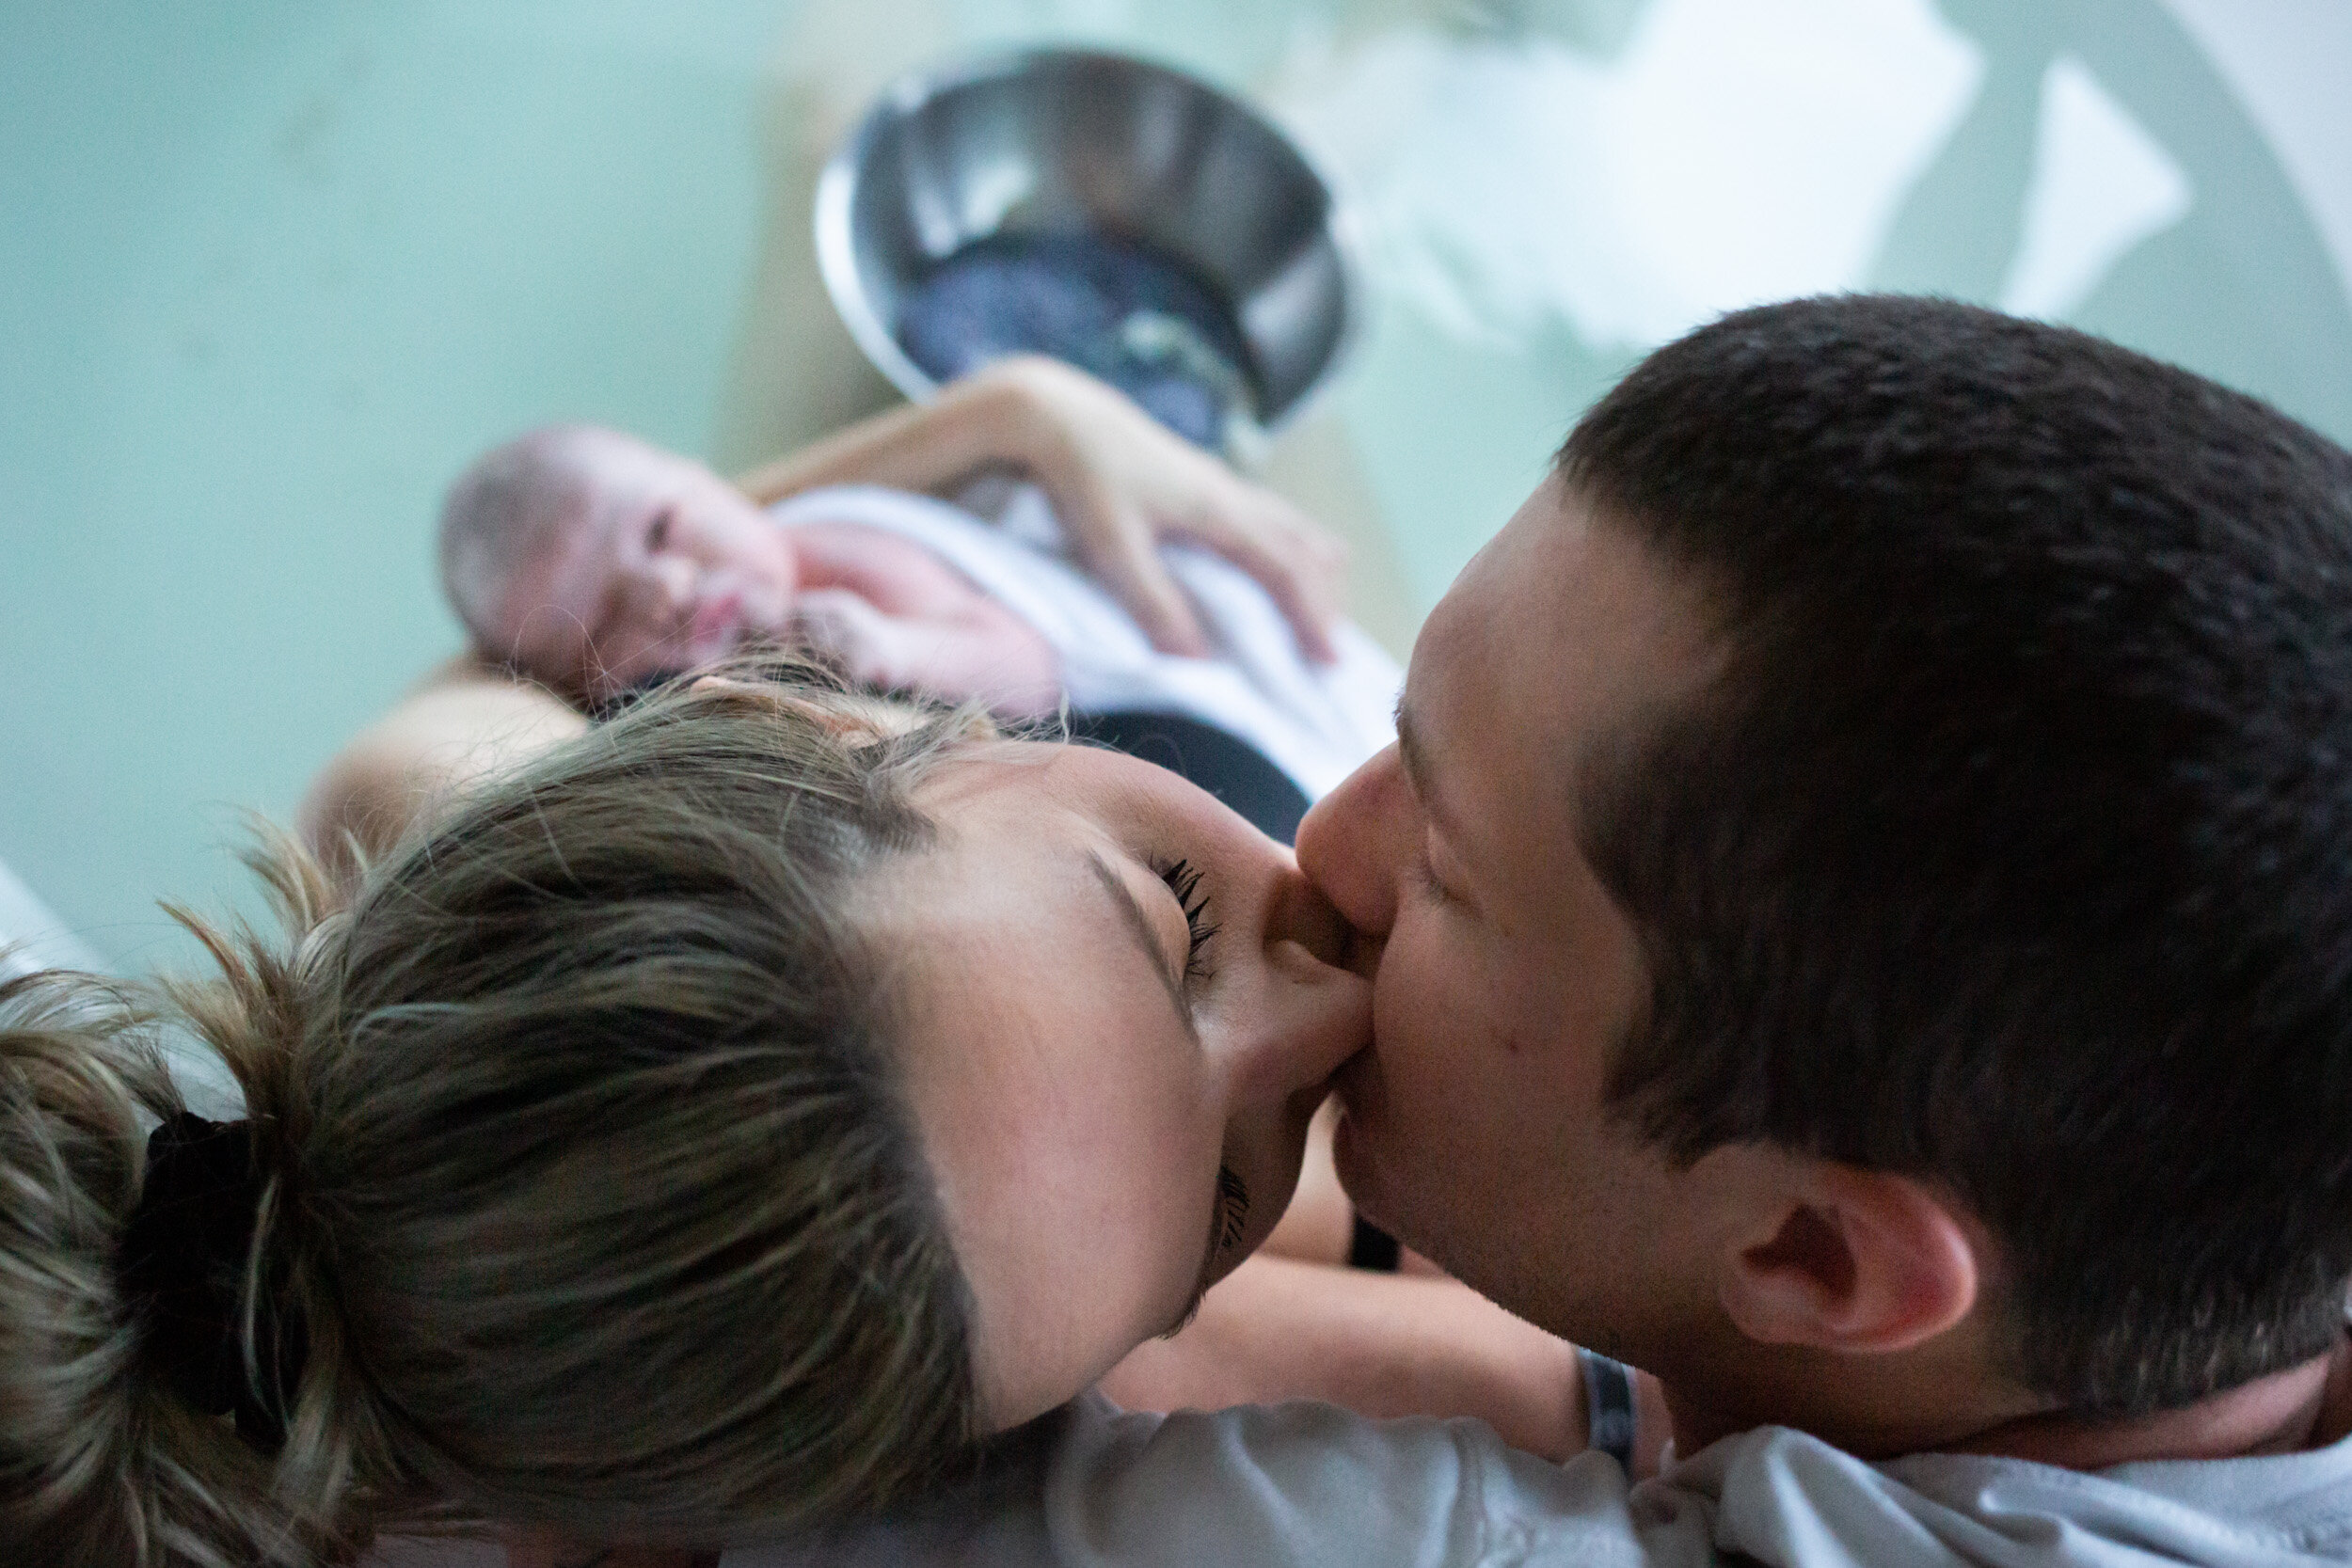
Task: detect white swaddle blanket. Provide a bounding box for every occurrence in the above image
[766,483,1402,800]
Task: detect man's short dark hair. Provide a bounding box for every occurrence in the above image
[1563,294,2352,1417]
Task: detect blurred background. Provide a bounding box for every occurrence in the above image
[5,0,2349,972]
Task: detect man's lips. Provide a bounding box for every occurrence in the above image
[1324,1037,1375,1107]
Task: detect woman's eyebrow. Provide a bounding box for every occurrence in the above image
[1084,851,1200,1040]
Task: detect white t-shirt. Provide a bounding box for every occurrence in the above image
[720,1391,2352,1567]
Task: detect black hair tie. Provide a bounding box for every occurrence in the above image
[119,1113,307,1454]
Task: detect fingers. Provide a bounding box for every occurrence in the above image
[1092,530,1216,657]
[1079,490,1348,663]
[1181,497,1348,665]
[998,366,1349,660]
[1057,483,1216,658]
[788,589,906,687]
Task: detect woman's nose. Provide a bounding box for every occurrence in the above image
[1227,937,1372,1103]
[1295,745,1406,942]
[1261,863,1356,972]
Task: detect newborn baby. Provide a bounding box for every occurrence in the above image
[441,425,1401,802]
[442,425,1065,717]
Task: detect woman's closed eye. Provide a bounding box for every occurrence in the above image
[1153,857,1219,984]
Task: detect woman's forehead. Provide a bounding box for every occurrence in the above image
[872,750,1212,1175]
[897,746,1161,867]
[919,737,1097,800]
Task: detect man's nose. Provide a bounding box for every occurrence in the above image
[1295,745,1406,942]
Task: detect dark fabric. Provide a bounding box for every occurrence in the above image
[589,687,1312,847]
[898,232,1251,450]
[1347,1214,1402,1274]
[120,1114,303,1452]
[1068,709,1311,846]
[1579,1345,1640,1473]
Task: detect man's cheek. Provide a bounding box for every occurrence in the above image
[1373,916,1466,1037]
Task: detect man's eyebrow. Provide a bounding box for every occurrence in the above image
[1084,852,1200,1040]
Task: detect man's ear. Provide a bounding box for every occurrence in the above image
[1714,1158,1980,1354]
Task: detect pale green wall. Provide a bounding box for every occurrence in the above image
[3,0,2347,970]
[1,2,804,964]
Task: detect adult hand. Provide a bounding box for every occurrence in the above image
[736,356,1351,662]
[980,356,1349,663]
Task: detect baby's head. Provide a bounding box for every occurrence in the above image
[440,425,800,698]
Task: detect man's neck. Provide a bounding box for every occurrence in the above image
[1661,1334,2352,1472]
[1947,1336,2352,1469]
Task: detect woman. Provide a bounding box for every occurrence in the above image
[1,664,1577,1568]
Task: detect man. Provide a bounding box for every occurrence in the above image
[736,294,2352,1566]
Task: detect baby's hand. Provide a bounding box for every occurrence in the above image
[789,589,1061,717]
[789,588,930,693]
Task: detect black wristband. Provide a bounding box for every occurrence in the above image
[1578,1345,1639,1472]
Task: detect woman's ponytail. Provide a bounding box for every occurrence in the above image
[0,966,260,1564]
[8,674,993,1557]
[0,839,378,1568]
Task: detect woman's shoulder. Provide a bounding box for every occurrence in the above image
[298,655,587,883]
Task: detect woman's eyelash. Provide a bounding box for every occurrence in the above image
[1216,1164,1249,1251]
[1153,857,1219,982]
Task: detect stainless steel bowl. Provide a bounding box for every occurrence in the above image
[815,46,1360,433]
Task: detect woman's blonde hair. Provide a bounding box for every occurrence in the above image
[2,666,993,1563]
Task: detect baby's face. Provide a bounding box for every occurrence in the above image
[497,434,800,697]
